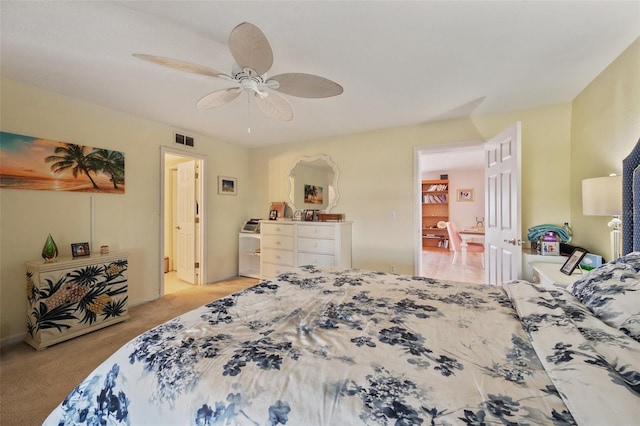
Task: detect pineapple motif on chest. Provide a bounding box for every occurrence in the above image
[44,282,90,311]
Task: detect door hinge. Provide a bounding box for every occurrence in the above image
[195,217,200,224]
[194,262,200,269]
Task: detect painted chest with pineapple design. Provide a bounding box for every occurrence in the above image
[25,253,129,350]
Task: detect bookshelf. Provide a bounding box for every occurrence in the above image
[421,179,449,251]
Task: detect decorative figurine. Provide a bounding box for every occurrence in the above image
[41,234,58,262]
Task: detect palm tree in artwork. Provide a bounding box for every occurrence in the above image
[90,149,124,189]
[45,143,99,189]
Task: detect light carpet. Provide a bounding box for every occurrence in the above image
[0,276,258,426]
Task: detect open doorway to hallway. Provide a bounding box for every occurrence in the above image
[161,147,206,295]
[416,143,485,283]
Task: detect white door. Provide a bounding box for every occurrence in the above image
[177,160,196,284]
[484,123,522,285]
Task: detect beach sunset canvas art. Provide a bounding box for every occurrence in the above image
[0,132,125,194]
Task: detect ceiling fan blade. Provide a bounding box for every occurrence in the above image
[133,54,229,79]
[269,73,343,98]
[196,87,243,109]
[254,92,293,121]
[228,22,273,75]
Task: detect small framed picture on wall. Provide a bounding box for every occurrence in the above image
[457,188,475,202]
[218,176,237,195]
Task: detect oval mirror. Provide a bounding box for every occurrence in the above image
[288,154,340,213]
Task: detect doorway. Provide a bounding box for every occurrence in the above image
[414,142,485,281]
[160,146,207,295]
[414,123,522,285]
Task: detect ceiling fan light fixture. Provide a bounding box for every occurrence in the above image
[134,22,342,122]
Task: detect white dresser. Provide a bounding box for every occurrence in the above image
[260,221,352,280]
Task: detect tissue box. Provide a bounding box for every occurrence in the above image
[541,241,560,256]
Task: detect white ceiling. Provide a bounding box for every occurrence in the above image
[1,1,638,149]
[420,145,485,173]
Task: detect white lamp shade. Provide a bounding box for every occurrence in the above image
[582,175,622,216]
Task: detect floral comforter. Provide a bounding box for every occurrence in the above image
[44,266,639,425]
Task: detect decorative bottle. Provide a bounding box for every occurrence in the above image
[563,222,573,243]
[41,233,58,262]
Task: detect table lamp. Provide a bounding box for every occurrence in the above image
[582,174,622,261]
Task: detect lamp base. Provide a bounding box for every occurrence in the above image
[608,216,621,261]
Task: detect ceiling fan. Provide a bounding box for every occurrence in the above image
[133,22,343,122]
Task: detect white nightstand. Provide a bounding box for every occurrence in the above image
[522,250,567,281]
[530,262,583,289]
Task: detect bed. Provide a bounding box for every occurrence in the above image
[43,262,639,425]
[44,140,640,425]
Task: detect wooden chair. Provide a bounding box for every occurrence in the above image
[446,221,484,268]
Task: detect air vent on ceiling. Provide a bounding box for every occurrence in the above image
[174,132,194,148]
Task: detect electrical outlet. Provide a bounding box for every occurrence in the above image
[390,265,396,273]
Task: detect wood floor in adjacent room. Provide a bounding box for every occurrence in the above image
[421,250,485,284]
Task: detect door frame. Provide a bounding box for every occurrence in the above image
[159,146,207,294]
[413,141,484,276]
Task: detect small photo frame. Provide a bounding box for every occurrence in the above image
[71,242,90,257]
[457,189,474,202]
[270,202,286,218]
[561,248,588,275]
[269,209,278,220]
[303,209,319,221]
[218,176,237,195]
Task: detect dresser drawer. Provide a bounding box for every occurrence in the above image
[298,252,335,266]
[297,225,335,239]
[261,235,294,251]
[261,223,294,237]
[298,237,335,255]
[261,248,295,266]
[261,263,294,280]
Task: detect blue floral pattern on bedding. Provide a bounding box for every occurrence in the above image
[567,251,640,342]
[44,266,639,425]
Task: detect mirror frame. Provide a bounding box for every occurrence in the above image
[287,154,340,213]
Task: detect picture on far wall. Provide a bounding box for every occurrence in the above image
[0,131,125,194]
[457,188,474,202]
[304,184,323,204]
[218,176,237,195]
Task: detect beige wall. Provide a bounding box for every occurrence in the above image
[0,78,250,343]
[570,37,640,259]
[447,170,485,229]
